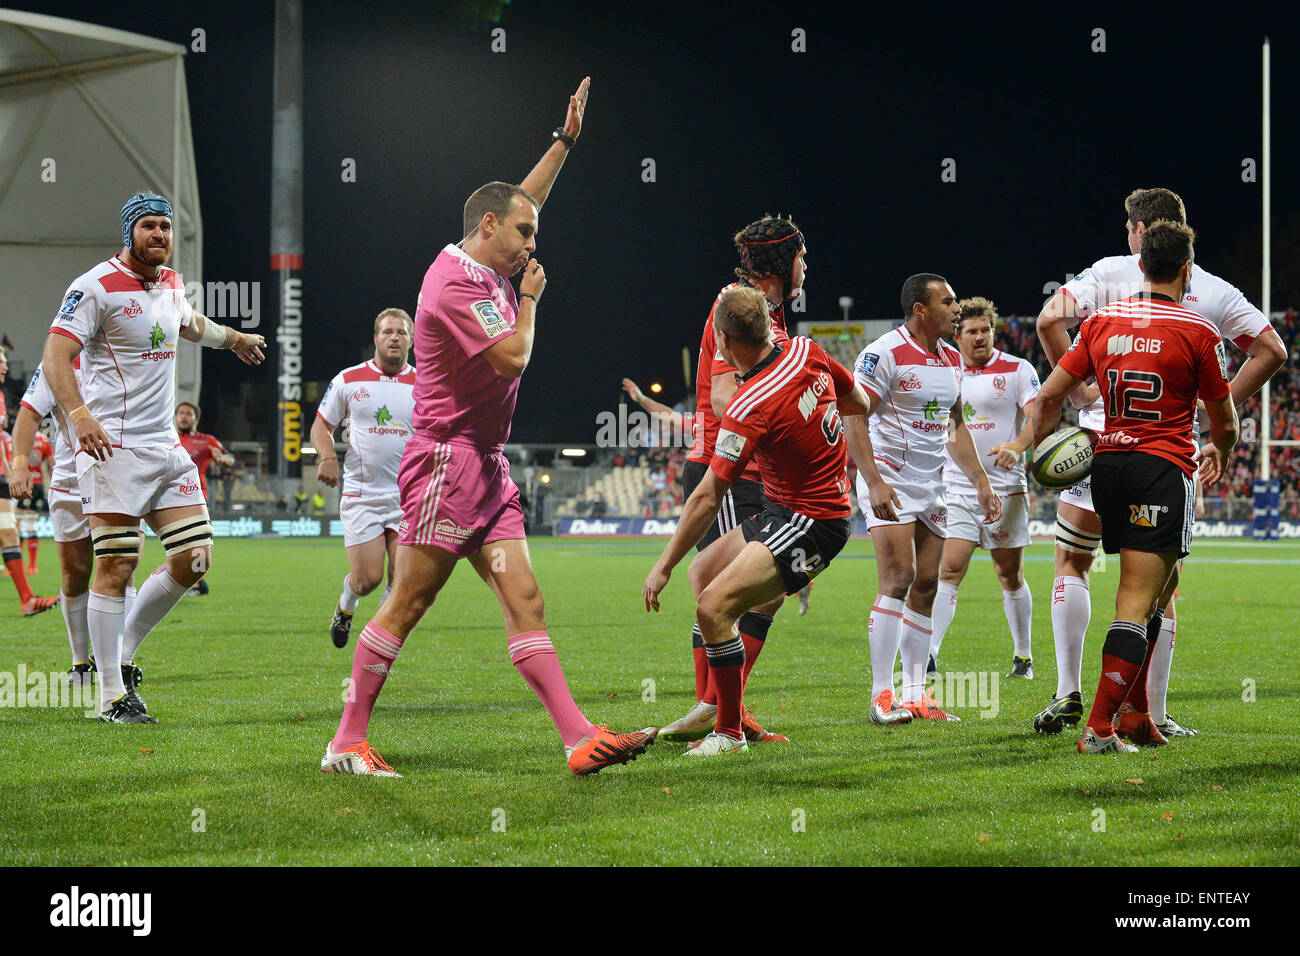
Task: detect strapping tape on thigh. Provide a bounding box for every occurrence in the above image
[157,516,214,555]
[91,525,143,559]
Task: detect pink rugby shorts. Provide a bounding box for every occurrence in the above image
[397,432,526,556]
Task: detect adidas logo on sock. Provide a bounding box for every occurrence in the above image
[1105,671,1126,686]
[363,663,390,677]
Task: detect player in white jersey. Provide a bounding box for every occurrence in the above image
[930,298,1041,679]
[41,191,266,724]
[10,362,141,687]
[847,274,1002,724]
[312,308,415,648]
[1034,187,1285,737]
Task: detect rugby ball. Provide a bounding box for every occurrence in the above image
[1031,426,1098,489]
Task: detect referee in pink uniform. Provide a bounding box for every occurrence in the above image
[320,77,656,778]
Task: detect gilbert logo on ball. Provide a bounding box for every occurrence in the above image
[1031,426,1097,489]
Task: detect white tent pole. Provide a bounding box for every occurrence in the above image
[1261,37,1271,482]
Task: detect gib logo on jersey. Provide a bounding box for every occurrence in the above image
[1129,504,1168,527]
[1107,334,1162,356]
[123,298,144,318]
[796,371,832,421]
[471,299,510,338]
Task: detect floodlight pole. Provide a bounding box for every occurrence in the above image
[1261,37,1271,481]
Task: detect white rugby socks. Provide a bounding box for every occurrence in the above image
[1002,583,1033,660]
[1051,575,1090,697]
[868,594,905,699]
[930,581,959,661]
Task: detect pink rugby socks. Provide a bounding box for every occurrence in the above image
[508,630,597,748]
[333,621,404,750]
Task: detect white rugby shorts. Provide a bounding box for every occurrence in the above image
[340,492,402,548]
[49,487,90,542]
[858,464,947,537]
[1059,474,1094,513]
[77,445,204,517]
[946,490,1030,549]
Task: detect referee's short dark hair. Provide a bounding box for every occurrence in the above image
[715,286,772,347]
[462,182,540,239]
[901,273,948,319]
[1125,187,1186,229]
[1139,220,1196,282]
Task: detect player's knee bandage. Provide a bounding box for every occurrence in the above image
[157,516,214,556]
[1056,515,1100,555]
[91,525,144,560]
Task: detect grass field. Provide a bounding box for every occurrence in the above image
[2,536,1297,866]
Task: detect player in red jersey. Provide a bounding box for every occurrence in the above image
[644,286,869,756]
[658,216,806,745]
[0,345,60,615]
[1034,187,1284,738]
[175,402,234,596]
[1033,222,1238,754]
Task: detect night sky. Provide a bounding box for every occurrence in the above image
[11,0,1300,443]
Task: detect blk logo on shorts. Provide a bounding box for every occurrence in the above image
[1129,504,1168,527]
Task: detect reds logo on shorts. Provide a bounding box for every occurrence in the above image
[179,480,199,496]
[929,512,947,526]
[991,528,1009,541]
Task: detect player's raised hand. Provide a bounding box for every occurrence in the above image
[71,412,113,460]
[988,442,1021,470]
[233,332,267,366]
[978,484,1003,525]
[520,258,546,303]
[562,76,591,142]
[622,378,645,404]
[867,478,901,523]
[643,565,670,612]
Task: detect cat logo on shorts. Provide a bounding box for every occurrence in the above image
[471,299,510,338]
[1129,504,1168,527]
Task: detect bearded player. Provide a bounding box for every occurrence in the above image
[929,298,1040,679]
[1033,221,1238,754]
[175,401,234,596]
[43,191,265,723]
[658,216,806,745]
[312,308,415,648]
[644,287,868,756]
[1034,188,1284,738]
[320,78,656,777]
[847,275,1002,724]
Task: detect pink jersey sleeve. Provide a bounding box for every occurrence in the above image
[433,275,516,359]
